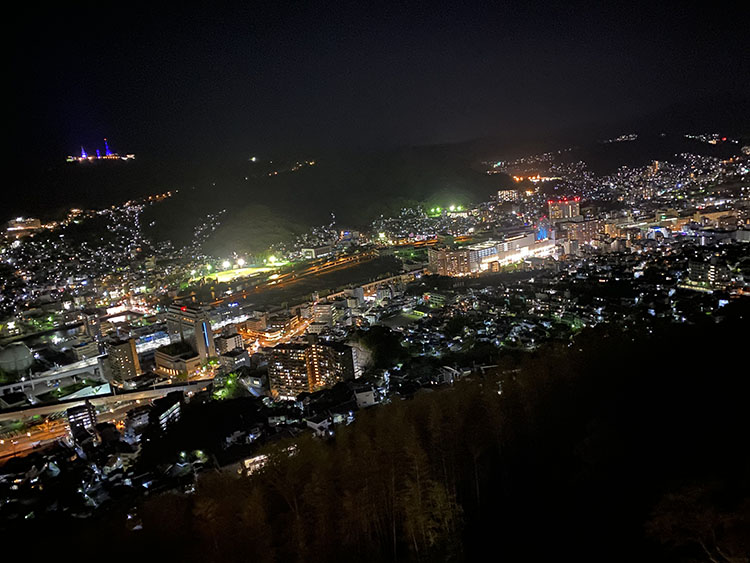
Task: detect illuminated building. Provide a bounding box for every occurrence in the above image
[83,309,103,340]
[154,341,202,378]
[467,240,501,271]
[558,219,603,244]
[548,198,581,220]
[428,232,555,276]
[646,226,671,239]
[72,339,101,361]
[216,332,243,354]
[497,189,520,202]
[688,258,730,290]
[266,313,302,334]
[6,217,42,237]
[493,233,555,266]
[166,304,216,361]
[269,341,356,400]
[427,247,471,276]
[302,245,333,259]
[313,303,334,325]
[219,348,251,370]
[150,392,183,433]
[307,341,356,387]
[269,343,309,400]
[105,338,142,382]
[67,401,97,442]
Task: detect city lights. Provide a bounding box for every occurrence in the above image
[3,6,747,551]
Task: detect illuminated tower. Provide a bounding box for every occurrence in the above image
[96,149,101,158]
[81,146,87,158]
[104,138,112,156]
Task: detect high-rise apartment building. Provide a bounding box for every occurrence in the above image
[427,247,471,276]
[548,197,581,220]
[269,343,309,400]
[559,219,603,244]
[269,341,356,400]
[105,338,142,382]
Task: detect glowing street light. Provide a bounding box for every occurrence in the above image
[222,260,231,269]
[237,258,245,267]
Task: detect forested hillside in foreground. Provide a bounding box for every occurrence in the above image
[16,305,750,562]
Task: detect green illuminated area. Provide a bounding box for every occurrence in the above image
[426,204,464,217]
[212,371,246,400]
[23,313,62,332]
[393,248,427,262]
[191,265,276,284]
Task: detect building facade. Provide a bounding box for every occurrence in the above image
[67,402,97,441]
[548,198,581,220]
[166,304,216,361]
[106,338,141,382]
[269,341,356,400]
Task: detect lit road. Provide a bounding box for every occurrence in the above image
[0,380,212,423]
[0,384,211,460]
[0,419,68,460]
[240,317,313,349]
[0,409,125,460]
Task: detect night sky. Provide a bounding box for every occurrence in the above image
[11,2,750,166]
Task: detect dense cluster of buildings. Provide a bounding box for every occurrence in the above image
[427,232,556,276]
[1,132,748,522]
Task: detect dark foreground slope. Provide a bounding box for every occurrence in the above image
[7,304,750,562]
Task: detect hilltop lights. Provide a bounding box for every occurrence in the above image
[427,205,462,215]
